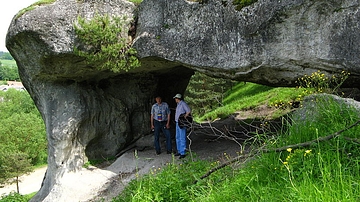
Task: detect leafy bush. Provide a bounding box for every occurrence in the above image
[74,14,140,73]
[0,192,29,202]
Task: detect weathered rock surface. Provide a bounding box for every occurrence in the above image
[5,0,360,201]
[134,0,360,87]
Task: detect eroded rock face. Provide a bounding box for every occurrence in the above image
[5,0,360,200]
[134,0,360,87]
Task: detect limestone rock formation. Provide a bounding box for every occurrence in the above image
[134,0,360,87]
[5,0,360,201]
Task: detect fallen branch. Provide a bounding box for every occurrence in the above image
[193,152,258,184]
[194,119,360,184]
[262,119,360,153]
[343,136,360,144]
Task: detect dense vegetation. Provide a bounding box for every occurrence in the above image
[0,89,47,195]
[0,59,19,81]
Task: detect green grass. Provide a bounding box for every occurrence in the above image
[198,82,306,121]
[113,85,360,202]
[0,59,16,67]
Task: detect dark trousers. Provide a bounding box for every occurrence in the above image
[154,120,172,153]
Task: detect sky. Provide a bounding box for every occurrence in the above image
[0,0,38,52]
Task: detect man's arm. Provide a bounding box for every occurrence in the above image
[150,114,154,128]
[166,113,171,127]
[183,102,191,118]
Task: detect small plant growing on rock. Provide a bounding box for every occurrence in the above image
[74,14,140,73]
[233,0,258,10]
[16,0,56,19]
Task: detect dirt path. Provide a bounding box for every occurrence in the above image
[0,166,47,196]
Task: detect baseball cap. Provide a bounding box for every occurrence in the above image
[173,94,182,99]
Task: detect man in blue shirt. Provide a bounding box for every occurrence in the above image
[151,96,172,155]
[173,93,191,159]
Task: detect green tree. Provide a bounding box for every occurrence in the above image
[0,89,40,119]
[0,65,20,81]
[185,72,236,118]
[0,113,47,165]
[0,151,33,193]
[0,89,47,166]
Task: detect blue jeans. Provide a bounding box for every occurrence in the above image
[176,122,187,155]
[154,120,172,153]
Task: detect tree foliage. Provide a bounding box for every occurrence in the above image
[0,89,46,190]
[0,151,33,193]
[0,65,19,81]
[185,72,237,118]
[74,14,140,73]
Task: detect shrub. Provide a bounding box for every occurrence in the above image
[74,14,140,73]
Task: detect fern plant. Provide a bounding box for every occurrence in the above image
[74,14,140,73]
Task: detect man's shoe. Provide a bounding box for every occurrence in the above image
[179,155,186,159]
[174,153,180,156]
[167,151,172,154]
[156,151,161,155]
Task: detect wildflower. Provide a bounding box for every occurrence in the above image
[286,155,291,161]
[304,149,312,156]
[287,148,292,153]
[283,161,288,165]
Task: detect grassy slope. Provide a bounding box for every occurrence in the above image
[198,82,304,121]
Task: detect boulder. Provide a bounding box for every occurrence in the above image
[5,0,360,200]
